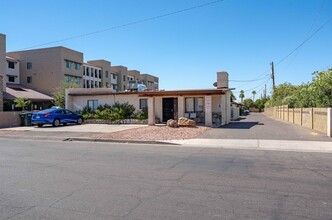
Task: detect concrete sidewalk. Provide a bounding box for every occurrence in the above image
[164,138,332,153]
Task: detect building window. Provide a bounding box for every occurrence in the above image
[123,85,126,90]
[75,77,81,85]
[75,63,81,70]
[27,76,32,83]
[66,75,71,83]
[87,100,98,110]
[66,61,71,69]
[99,70,102,79]
[139,99,148,109]
[87,68,90,76]
[123,75,126,81]
[113,74,116,79]
[8,61,15,69]
[95,69,97,78]
[8,76,15,82]
[185,97,204,112]
[27,62,32,69]
[113,84,117,90]
[105,71,109,78]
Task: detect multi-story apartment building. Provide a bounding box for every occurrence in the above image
[7,46,83,96]
[0,34,6,111]
[83,63,102,89]
[6,56,20,84]
[140,74,159,90]
[111,65,128,92]
[87,60,117,91]
[127,70,141,82]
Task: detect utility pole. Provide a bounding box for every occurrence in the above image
[271,62,275,90]
[264,84,267,99]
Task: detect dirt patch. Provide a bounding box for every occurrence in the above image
[92,125,210,140]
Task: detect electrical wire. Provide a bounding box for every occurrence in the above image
[19,0,224,50]
[275,16,332,66]
[229,75,269,82]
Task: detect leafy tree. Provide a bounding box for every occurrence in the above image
[243,98,254,109]
[53,79,80,108]
[252,90,256,102]
[239,90,245,103]
[309,69,332,107]
[14,97,31,111]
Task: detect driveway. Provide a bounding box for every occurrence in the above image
[199,113,331,142]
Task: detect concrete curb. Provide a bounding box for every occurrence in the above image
[65,137,179,145]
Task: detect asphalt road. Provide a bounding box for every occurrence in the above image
[200,113,332,141]
[1,139,332,219]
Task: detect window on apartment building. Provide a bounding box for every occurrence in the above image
[75,63,81,70]
[185,97,204,112]
[83,68,85,76]
[8,61,15,69]
[87,68,90,76]
[123,75,126,81]
[113,84,117,90]
[105,82,109,88]
[27,76,32,83]
[8,76,15,82]
[75,77,81,85]
[66,75,71,83]
[99,70,101,79]
[83,80,86,88]
[95,69,97,78]
[65,61,71,69]
[105,71,109,78]
[139,99,148,109]
[113,74,116,79]
[99,82,102,87]
[27,62,32,69]
[87,100,98,110]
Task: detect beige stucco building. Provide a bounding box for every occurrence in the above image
[66,72,233,127]
[7,46,84,96]
[0,34,6,111]
[140,73,159,90]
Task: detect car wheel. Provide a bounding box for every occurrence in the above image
[77,117,83,125]
[53,119,60,127]
[37,124,43,127]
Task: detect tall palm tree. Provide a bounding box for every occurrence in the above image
[239,90,245,103]
[252,90,256,102]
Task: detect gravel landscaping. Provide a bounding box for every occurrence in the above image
[92,125,210,140]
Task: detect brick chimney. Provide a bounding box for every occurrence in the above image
[217,71,229,88]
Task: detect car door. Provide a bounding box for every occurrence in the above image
[64,109,77,123]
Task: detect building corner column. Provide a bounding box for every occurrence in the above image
[205,96,212,127]
[177,96,184,118]
[148,97,155,125]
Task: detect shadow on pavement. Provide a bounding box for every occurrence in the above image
[218,121,259,129]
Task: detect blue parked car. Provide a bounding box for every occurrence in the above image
[32,107,84,127]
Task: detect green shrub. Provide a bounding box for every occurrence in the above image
[132,109,148,120]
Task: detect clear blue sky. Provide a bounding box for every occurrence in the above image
[1,0,331,100]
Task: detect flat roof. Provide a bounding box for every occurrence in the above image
[67,88,232,97]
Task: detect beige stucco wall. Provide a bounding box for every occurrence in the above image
[7,47,83,96]
[301,108,312,129]
[0,112,21,128]
[70,94,142,113]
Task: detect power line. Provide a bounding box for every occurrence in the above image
[229,76,269,82]
[19,0,224,50]
[275,16,332,66]
[233,78,271,94]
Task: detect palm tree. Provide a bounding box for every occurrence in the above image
[252,90,256,102]
[239,90,245,103]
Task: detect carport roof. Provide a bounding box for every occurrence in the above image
[4,84,54,101]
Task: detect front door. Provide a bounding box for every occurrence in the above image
[162,98,178,122]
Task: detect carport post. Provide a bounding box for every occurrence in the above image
[148,97,155,125]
